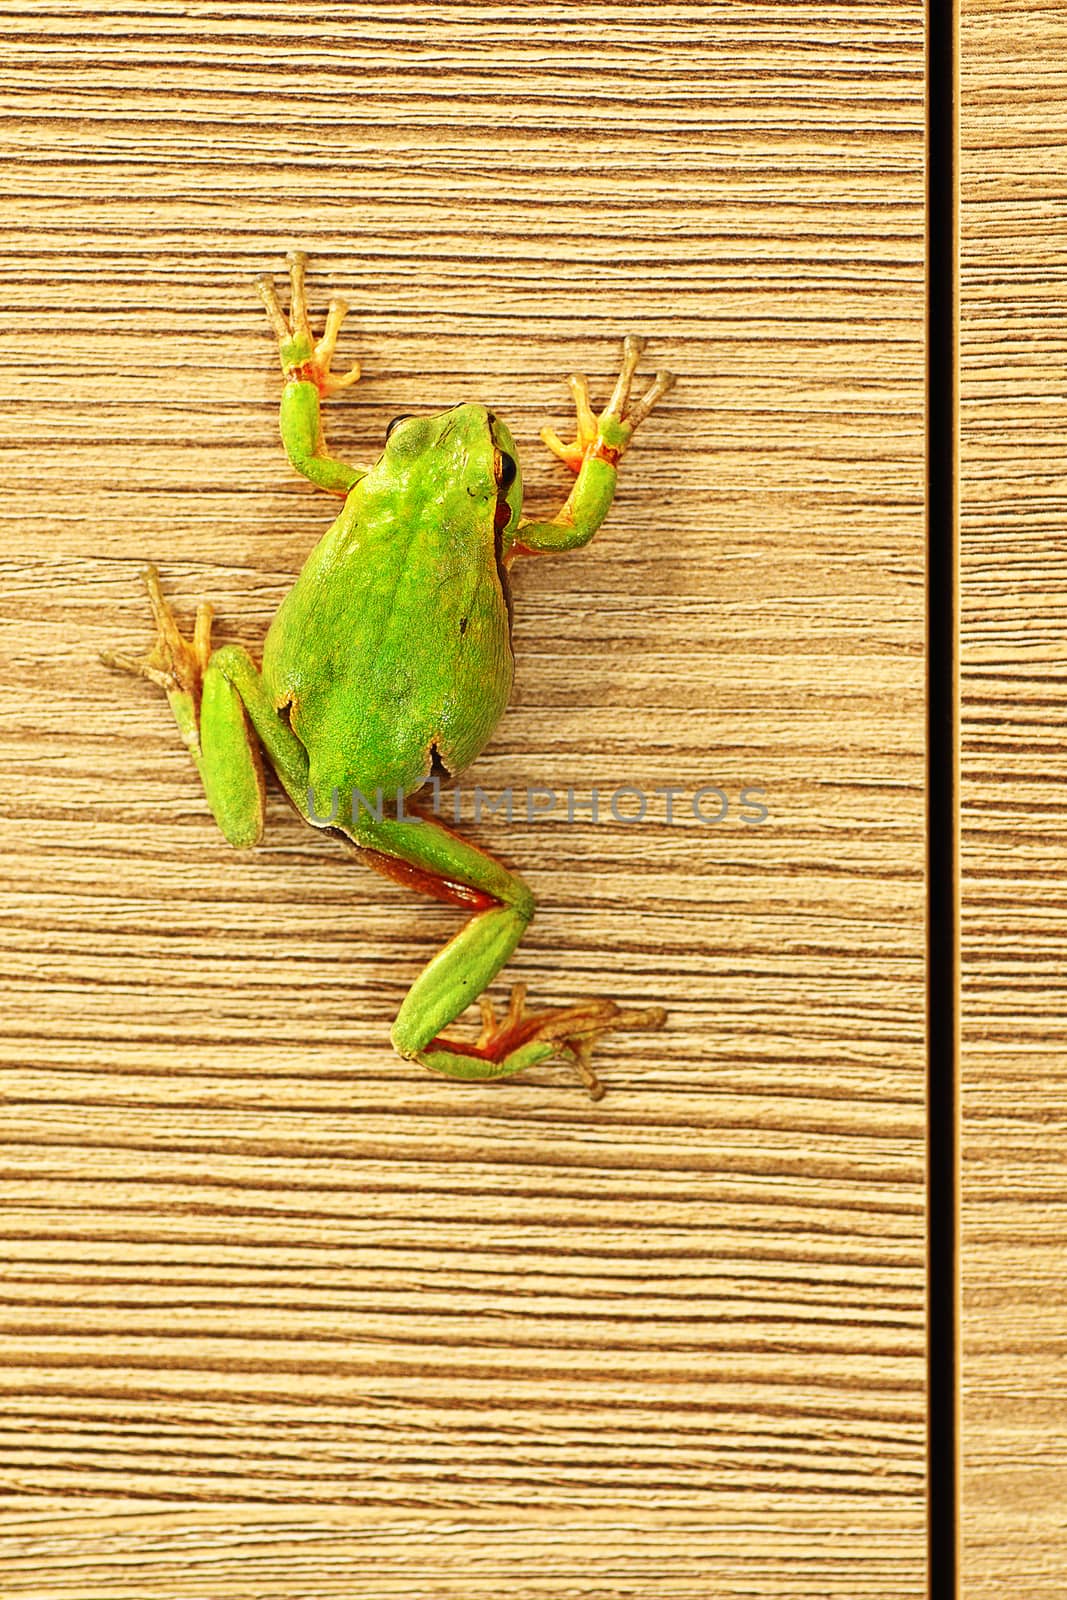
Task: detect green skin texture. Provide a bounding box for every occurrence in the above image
[160,321,641,1083]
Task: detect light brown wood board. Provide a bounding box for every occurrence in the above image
[961,2,1067,1595]
[0,4,928,1596]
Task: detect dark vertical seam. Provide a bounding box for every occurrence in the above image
[927,0,960,1594]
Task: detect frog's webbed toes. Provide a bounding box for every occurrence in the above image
[256,250,361,396]
[541,336,675,473]
[255,267,295,345]
[100,565,212,703]
[626,367,676,429]
[547,996,668,1099]
[313,296,362,392]
[436,980,667,1100]
[605,333,675,429]
[540,373,598,471]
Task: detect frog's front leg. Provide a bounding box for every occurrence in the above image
[513,335,675,556]
[257,250,369,497]
[101,567,309,848]
[352,811,666,1098]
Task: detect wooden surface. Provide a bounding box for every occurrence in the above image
[0,4,928,1595]
[960,4,1067,1595]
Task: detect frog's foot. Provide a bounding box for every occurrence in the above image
[540,335,675,472]
[256,249,361,396]
[100,564,212,706]
[426,980,667,1100]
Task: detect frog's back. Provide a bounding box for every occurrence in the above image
[261,456,513,801]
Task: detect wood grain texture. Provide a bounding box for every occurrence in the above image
[961,3,1067,1595]
[0,3,927,1594]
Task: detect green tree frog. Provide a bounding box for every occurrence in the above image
[104,252,674,1097]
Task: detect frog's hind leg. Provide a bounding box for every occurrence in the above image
[354,809,534,1058]
[353,810,666,1097]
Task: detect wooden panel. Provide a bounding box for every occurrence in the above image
[0,3,927,1594]
[961,3,1067,1594]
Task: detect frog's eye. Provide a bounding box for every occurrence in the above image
[385,414,413,440]
[496,450,517,491]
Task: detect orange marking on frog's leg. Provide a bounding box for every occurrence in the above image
[359,845,498,912]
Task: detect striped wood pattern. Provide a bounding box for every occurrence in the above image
[961,3,1067,1594]
[0,3,927,1595]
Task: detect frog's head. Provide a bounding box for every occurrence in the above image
[381,403,523,545]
